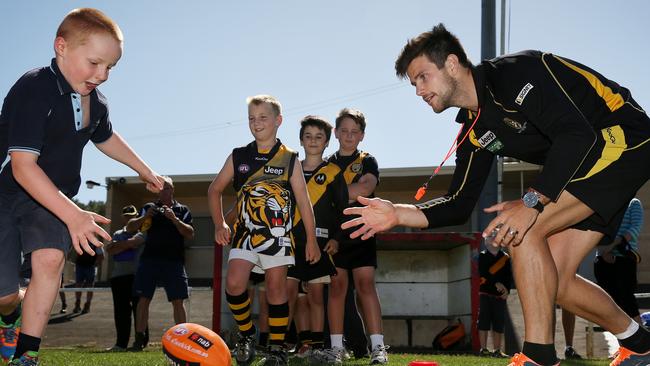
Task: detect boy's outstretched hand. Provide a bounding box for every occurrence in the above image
[140,171,165,193]
[341,196,398,240]
[67,210,112,256]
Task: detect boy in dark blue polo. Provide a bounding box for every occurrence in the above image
[0,8,163,365]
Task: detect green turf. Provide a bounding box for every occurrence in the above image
[36,347,611,365]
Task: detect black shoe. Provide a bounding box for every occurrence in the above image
[128,332,147,352]
[233,333,256,365]
[479,348,492,357]
[492,349,509,358]
[564,346,583,359]
[260,346,288,366]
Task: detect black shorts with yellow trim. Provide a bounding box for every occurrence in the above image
[333,237,377,270]
[566,124,650,240]
[287,237,337,282]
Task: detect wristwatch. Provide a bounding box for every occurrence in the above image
[522,190,544,213]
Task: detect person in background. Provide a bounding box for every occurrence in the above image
[104,205,146,352]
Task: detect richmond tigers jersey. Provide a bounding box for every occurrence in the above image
[416,50,650,228]
[479,249,512,297]
[292,161,349,245]
[328,150,379,243]
[231,139,297,256]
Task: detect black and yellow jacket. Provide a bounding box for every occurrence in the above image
[417,50,650,228]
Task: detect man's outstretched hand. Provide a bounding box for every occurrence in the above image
[341,196,399,240]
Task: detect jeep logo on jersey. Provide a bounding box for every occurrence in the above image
[478,131,504,153]
[264,165,285,176]
[351,163,362,173]
[314,173,327,184]
[238,164,250,174]
[503,117,527,133]
[515,83,534,105]
[189,332,213,350]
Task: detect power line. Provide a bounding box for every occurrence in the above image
[128,82,406,141]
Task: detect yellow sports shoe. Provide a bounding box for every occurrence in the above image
[609,346,650,366]
[508,353,560,366]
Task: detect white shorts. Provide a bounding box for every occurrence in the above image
[229,248,294,270]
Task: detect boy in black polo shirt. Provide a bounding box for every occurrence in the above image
[0,8,163,365]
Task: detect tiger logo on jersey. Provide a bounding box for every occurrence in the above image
[238,181,293,252]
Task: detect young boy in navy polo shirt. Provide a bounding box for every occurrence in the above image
[0,8,163,365]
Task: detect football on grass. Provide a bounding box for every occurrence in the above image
[162,323,231,366]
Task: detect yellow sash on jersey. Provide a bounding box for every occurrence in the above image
[294,163,342,226]
[342,151,368,185]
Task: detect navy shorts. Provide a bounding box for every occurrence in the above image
[133,257,189,301]
[0,191,71,297]
[478,294,506,332]
[333,237,377,270]
[75,264,96,285]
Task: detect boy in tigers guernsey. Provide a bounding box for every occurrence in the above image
[208,95,320,366]
[287,116,349,360]
[323,108,388,364]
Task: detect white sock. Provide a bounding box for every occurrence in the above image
[370,334,384,349]
[330,334,344,349]
[615,320,640,339]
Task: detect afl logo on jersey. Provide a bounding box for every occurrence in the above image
[351,163,362,174]
[238,164,250,174]
[314,173,327,185]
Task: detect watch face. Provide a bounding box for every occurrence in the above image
[523,191,539,208]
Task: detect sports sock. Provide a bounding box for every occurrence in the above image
[330,334,344,349]
[618,320,650,353]
[226,290,256,337]
[311,331,324,348]
[0,306,20,325]
[370,334,384,349]
[298,330,311,345]
[14,333,40,359]
[268,302,289,348]
[259,332,269,347]
[522,341,557,365]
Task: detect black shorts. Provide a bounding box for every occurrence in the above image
[133,257,189,301]
[287,237,337,282]
[0,191,71,297]
[333,237,377,270]
[477,294,506,332]
[567,125,650,240]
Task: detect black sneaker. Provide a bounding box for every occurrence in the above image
[492,349,509,358]
[479,348,492,357]
[234,333,256,365]
[260,346,288,366]
[564,346,582,359]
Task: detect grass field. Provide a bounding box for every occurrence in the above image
[35,347,611,365]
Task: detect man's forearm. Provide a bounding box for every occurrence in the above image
[395,204,429,228]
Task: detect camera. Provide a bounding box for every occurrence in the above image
[153,206,166,215]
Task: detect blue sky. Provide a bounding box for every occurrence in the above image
[1,1,649,203]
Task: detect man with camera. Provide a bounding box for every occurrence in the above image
[126,176,194,351]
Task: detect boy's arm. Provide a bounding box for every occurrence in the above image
[290,159,321,264]
[105,235,145,255]
[94,132,164,193]
[208,154,235,246]
[347,173,378,202]
[11,152,111,255]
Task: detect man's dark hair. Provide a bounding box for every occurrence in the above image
[395,23,472,79]
[299,115,333,141]
[335,108,366,132]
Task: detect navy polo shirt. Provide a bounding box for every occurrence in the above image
[0,58,113,197]
[140,201,193,262]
